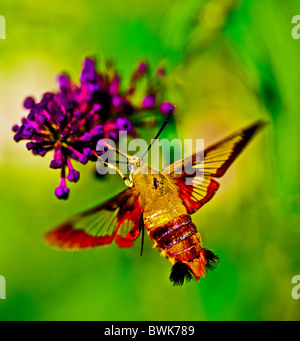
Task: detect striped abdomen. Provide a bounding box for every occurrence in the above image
[147,214,200,261]
[147,214,219,282]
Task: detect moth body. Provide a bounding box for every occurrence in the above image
[45,121,265,285]
[131,166,217,281]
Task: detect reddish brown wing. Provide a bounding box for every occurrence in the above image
[163,121,265,214]
[45,188,143,250]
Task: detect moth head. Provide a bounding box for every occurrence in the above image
[127,156,146,174]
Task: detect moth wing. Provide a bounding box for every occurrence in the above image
[45,188,143,250]
[163,121,265,214]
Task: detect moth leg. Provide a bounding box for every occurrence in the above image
[104,141,131,159]
[114,165,132,187]
[92,150,132,187]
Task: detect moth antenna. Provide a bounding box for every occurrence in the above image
[141,106,174,159]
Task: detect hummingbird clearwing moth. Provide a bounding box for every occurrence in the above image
[45,108,266,285]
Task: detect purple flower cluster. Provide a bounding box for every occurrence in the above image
[12,58,174,199]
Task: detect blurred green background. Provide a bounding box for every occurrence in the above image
[0,0,300,321]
